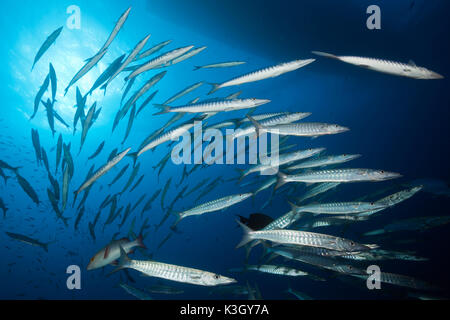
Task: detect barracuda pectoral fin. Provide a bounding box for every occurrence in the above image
[104,246,110,259]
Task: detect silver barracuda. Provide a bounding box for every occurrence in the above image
[175,193,253,224]
[312,51,444,79]
[74,148,131,196]
[248,115,349,138]
[236,220,371,252]
[194,61,246,71]
[126,45,194,80]
[232,112,312,138]
[287,154,361,170]
[208,59,315,94]
[276,168,402,189]
[154,98,270,115]
[112,247,236,286]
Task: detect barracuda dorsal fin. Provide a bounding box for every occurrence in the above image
[408,60,417,67]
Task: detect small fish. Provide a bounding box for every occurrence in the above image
[160,177,172,209]
[87,235,146,270]
[119,282,152,300]
[49,63,57,103]
[73,87,87,134]
[31,26,63,71]
[65,50,108,96]
[6,232,54,252]
[16,174,40,206]
[0,198,8,217]
[120,162,140,194]
[55,134,63,174]
[102,34,152,91]
[230,264,310,277]
[79,102,97,153]
[87,54,126,95]
[133,39,172,61]
[98,7,131,54]
[31,74,50,120]
[31,129,41,165]
[0,160,21,173]
[74,148,131,197]
[136,91,157,117]
[42,99,56,136]
[168,46,207,66]
[163,82,204,105]
[126,45,194,80]
[108,164,129,187]
[129,174,144,193]
[287,154,362,170]
[194,61,246,71]
[88,141,105,161]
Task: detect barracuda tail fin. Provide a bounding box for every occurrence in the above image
[287,199,301,213]
[274,172,288,190]
[311,51,339,60]
[207,83,221,95]
[108,246,130,276]
[235,168,246,182]
[126,152,139,167]
[152,104,171,115]
[169,212,182,232]
[236,220,254,249]
[72,191,79,207]
[193,66,201,71]
[246,115,264,136]
[100,82,108,93]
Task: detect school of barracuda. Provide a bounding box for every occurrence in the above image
[1,7,448,300]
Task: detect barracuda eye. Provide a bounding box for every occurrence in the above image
[370,202,374,205]
[214,274,220,280]
[350,241,355,246]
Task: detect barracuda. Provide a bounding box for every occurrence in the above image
[312,51,444,79]
[236,220,371,252]
[208,59,315,94]
[112,247,236,286]
[154,98,270,115]
[287,154,361,170]
[275,168,402,189]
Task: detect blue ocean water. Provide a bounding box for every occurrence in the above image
[0,0,449,300]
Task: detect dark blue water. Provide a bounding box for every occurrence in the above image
[0,0,449,300]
